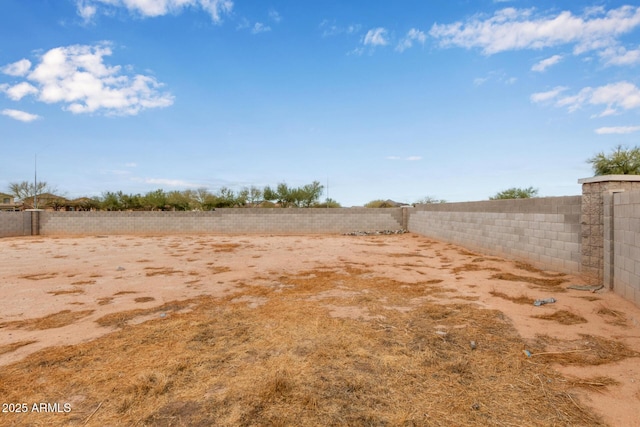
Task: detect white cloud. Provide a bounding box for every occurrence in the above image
[0,43,173,116]
[2,82,39,100]
[268,9,282,23]
[125,162,137,167]
[530,86,568,103]
[533,81,640,117]
[75,0,97,22]
[364,28,389,47]
[1,109,41,122]
[251,22,271,34]
[1,59,32,76]
[320,20,361,38]
[474,77,489,86]
[396,28,427,52]
[144,178,201,188]
[595,126,640,134]
[531,54,563,72]
[599,46,640,66]
[429,6,640,58]
[77,0,233,23]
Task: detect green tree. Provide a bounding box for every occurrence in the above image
[142,189,168,211]
[101,191,123,211]
[263,185,277,203]
[298,181,324,207]
[275,182,295,207]
[314,198,341,208]
[364,199,396,208]
[588,144,640,175]
[166,191,192,211]
[490,187,538,200]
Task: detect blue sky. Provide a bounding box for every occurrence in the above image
[2,0,640,206]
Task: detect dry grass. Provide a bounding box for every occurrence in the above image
[95,300,194,329]
[19,272,58,280]
[0,310,94,331]
[529,334,639,366]
[565,376,620,393]
[491,272,568,291]
[0,267,618,426]
[532,310,588,325]
[48,288,85,296]
[597,306,628,327]
[489,290,535,305]
[71,280,96,286]
[134,297,156,303]
[145,267,182,277]
[211,243,241,252]
[0,340,37,355]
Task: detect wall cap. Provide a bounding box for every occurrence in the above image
[578,175,640,184]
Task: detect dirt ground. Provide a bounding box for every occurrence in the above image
[1,233,639,426]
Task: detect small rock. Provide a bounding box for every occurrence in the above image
[470,340,477,350]
[116,266,125,271]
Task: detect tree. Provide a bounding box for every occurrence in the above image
[247,185,262,206]
[414,196,447,205]
[314,198,341,208]
[490,187,538,200]
[166,191,192,211]
[142,189,168,211]
[275,182,295,207]
[588,145,640,175]
[263,185,277,203]
[364,199,396,208]
[298,181,324,207]
[101,191,123,211]
[8,180,55,201]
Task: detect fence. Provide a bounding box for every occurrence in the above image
[2,176,640,307]
[407,196,582,275]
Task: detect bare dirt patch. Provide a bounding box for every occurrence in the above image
[0,234,639,426]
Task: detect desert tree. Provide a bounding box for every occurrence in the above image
[364,199,396,208]
[8,180,56,201]
[414,196,447,205]
[141,189,168,211]
[588,145,640,175]
[490,187,538,200]
[166,191,192,211]
[298,181,324,207]
[314,198,341,208]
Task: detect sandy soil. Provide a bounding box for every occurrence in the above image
[1,233,639,426]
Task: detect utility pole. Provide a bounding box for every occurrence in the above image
[34,154,38,209]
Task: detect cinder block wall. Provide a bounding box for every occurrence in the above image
[0,212,32,237]
[37,208,404,235]
[579,176,640,284]
[408,196,582,274]
[604,191,640,307]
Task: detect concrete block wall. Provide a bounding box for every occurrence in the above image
[37,208,404,236]
[604,191,640,307]
[579,176,640,284]
[0,212,32,237]
[408,196,583,274]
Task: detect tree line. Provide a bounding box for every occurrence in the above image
[6,145,640,209]
[5,181,341,211]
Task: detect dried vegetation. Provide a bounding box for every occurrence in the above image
[0,266,624,426]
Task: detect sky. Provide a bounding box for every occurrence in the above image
[1,0,640,206]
